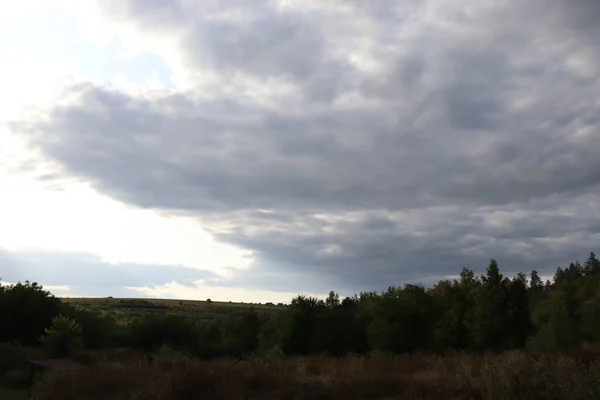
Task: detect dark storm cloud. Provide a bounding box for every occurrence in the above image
[207,204,599,293]
[9,0,600,293]
[0,249,218,297]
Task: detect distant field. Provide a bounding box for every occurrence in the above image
[61,297,284,322]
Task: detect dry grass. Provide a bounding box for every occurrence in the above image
[0,342,46,373]
[0,344,45,399]
[30,351,600,400]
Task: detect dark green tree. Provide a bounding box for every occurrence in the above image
[584,252,600,276]
[325,291,340,308]
[366,284,434,353]
[505,273,533,348]
[278,295,324,355]
[0,281,62,345]
[465,259,510,350]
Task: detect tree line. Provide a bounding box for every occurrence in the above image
[1,252,600,358]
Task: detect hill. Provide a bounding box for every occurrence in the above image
[61,297,284,323]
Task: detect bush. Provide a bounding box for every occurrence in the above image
[39,315,83,357]
[0,281,62,345]
[61,306,118,349]
[127,315,198,352]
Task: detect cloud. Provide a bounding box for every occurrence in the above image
[126,280,327,304]
[8,0,600,293]
[0,248,330,301]
[0,248,218,297]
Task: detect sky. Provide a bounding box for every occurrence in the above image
[1,0,599,302]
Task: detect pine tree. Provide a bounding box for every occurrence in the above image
[584,252,600,275]
[465,259,510,350]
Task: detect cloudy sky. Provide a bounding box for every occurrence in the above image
[1,0,599,302]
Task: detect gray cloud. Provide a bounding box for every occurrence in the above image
[9,0,600,294]
[0,249,218,297]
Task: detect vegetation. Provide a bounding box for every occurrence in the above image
[30,352,600,400]
[2,251,600,398]
[0,281,62,345]
[39,315,83,357]
[60,297,281,325]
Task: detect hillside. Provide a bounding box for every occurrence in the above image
[61,297,284,323]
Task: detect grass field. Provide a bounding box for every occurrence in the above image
[61,297,283,322]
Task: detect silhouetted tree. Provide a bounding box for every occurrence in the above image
[0,281,62,345]
[584,252,600,276]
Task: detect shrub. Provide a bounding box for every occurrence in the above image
[127,315,197,352]
[0,342,45,375]
[61,305,118,349]
[32,352,600,400]
[39,315,83,357]
[0,281,62,345]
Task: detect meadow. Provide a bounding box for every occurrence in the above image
[61,297,283,323]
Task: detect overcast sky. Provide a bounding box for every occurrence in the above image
[1,0,599,302]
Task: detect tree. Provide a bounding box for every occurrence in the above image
[505,273,533,348]
[325,291,340,308]
[220,310,261,357]
[8,248,600,358]
[584,252,600,276]
[482,259,503,285]
[431,279,471,351]
[530,270,542,289]
[366,284,435,354]
[459,267,477,285]
[529,270,544,303]
[0,281,62,345]
[278,295,325,355]
[128,314,198,352]
[465,259,511,350]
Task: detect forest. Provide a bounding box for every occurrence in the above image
[2,252,600,399]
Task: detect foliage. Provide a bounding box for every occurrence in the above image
[39,315,83,357]
[0,281,63,345]
[60,305,120,349]
[127,314,198,353]
[271,252,600,356]
[6,250,600,359]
